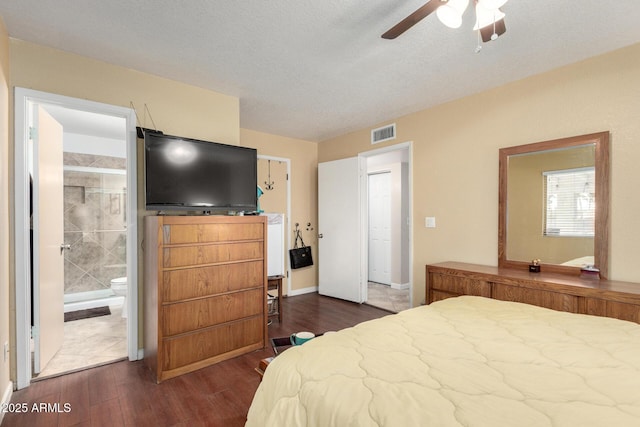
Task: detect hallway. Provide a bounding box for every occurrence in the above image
[366,282,410,312]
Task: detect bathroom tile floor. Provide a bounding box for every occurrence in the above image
[35,302,127,379]
[366,282,410,312]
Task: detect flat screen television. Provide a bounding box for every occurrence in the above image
[144,131,257,213]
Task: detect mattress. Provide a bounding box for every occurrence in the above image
[246,296,640,426]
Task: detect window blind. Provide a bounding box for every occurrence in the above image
[543,167,595,237]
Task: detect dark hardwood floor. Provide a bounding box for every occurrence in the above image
[1,293,391,427]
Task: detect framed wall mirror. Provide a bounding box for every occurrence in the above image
[498,132,610,278]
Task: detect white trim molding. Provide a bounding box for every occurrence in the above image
[288,286,318,297]
[391,282,410,291]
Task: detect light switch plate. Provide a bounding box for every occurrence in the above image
[425,217,436,228]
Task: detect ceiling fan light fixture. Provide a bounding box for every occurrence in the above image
[477,0,509,9]
[473,3,506,30]
[437,0,469,29]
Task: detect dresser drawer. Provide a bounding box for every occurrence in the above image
[429,273,491,297]
[163,223,264,244]
[582,297,640,323]
[162,289,264,336]
[163,241,264,268]
[493,283,578,313]
[162,260,263,302]
[430,290,460,303]
[162,316,264,371]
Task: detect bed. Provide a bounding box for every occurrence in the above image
[246,296,640,426]
[560,255,595,267]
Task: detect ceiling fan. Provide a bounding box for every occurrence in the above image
[382,0,508,43]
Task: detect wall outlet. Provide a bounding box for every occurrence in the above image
[425,217,436,228]
[3,342,8,362]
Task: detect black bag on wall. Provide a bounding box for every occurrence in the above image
[289,229,313,269]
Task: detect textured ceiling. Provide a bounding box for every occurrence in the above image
[2,1,640,142]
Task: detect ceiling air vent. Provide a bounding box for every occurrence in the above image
[371,123,396,144]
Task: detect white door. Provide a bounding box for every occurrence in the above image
[32,105,65,374]
[318,157,364,303]
[368,172,392,284]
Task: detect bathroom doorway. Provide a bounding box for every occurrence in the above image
[14,88,138,388]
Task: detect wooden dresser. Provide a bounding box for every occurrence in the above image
[144,215,268,382]
[426,262,640,323]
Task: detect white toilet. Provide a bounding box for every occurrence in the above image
[110,277,127,318]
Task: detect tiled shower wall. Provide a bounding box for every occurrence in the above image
[63,153,127,296]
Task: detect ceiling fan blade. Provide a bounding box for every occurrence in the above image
[381,0,447,40]
[479,18,506,42]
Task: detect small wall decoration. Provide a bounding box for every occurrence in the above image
[264,160,275,191]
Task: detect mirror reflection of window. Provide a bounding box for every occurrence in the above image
[543,167,595,237]
[503,142,597,266]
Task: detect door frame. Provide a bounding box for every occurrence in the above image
[13,88,139,389]
[257,154,292,295]
[358,141,413,306]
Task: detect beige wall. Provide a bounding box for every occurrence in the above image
[241,128,319,292]
[0,18,10,406]
[320,42,640,306]
[10,40,240,145]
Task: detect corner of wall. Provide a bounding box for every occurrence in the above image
[1,381,13,424]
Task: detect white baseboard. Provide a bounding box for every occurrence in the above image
[288,286,318,297]
[1,380,13,424]
[64,296,124,313]
[391,282,410,291]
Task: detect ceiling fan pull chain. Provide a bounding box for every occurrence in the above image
[490,10,499,40]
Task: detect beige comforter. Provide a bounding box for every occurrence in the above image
[246,296,640,426]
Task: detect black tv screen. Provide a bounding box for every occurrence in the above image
[144,132,257,212]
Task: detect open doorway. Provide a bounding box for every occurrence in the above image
[363,147,411,312]
[317,143,412,308]
[14,88,138,388]
[257,155,291,295]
